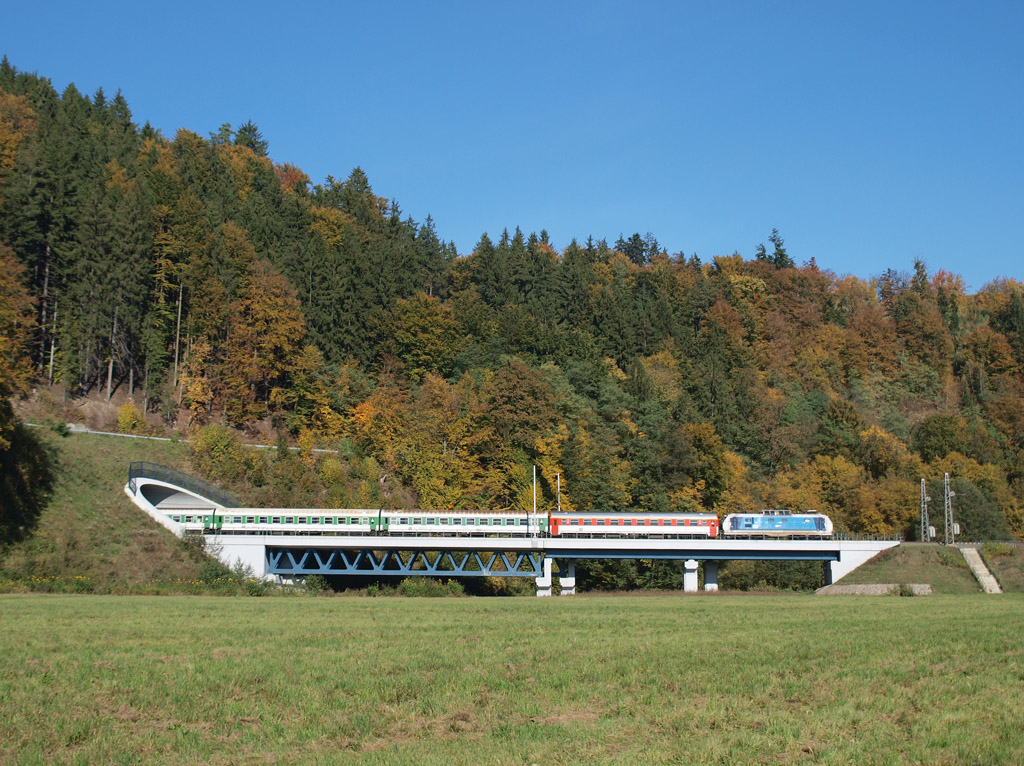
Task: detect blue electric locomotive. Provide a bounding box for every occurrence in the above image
[721,509,833,538]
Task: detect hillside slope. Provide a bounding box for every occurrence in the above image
[0,429,211,590]
[837,543,981,594]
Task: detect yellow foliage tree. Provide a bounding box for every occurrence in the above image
[859,425,921,480]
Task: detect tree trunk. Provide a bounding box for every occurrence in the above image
[48,298,57,386]
[172,283,183,387]
[106,308,118,402]
[38,254,50,373]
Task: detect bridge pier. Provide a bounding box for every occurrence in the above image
[703,560,719,591]
[559,560,576,596]
[536,557,553,597]
[683,559,699,592]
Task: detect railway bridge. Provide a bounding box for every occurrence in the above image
[126,463,899,595]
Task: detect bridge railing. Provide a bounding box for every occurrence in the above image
[128,462,240,508]
[833,531,903,542]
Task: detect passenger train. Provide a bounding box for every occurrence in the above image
[163,508,832,539]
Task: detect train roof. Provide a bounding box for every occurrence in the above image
[726,510,826,517]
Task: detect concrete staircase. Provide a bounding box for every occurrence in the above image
[959,545,1002,594]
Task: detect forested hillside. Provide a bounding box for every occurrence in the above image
[2,59,1022,543]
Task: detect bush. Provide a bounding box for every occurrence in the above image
[190,424,247,484]
[981,542,1012,558]
[117,402,144,434]
[937,547,968,568]
[304,574,331,595]
[396,578,465,597]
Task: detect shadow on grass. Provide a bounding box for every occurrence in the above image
[0,424,57,546]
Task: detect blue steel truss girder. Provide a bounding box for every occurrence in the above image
[267,547,545,577]
[547,549,839,562]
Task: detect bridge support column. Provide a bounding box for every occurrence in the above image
[536,557,553,597]
[823,560,834,586]
[683,559,699,592]
[559,560,576,596]
[703,561,718,591]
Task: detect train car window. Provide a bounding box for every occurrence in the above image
[310,517,319,524]
[298,517,307,524]
[246,516,255,524]
[259,516,268,524]
[272,517,281,524]
[454,518,462,525]
[400,518,409,525]
[285,517,293,524]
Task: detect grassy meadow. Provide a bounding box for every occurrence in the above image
[1,593,1022,765]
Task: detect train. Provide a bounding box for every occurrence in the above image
[162,508,833,539]
[721,509,833,538]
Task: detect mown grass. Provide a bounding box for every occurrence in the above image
[837,544,981,594]
[1,594,1022,765]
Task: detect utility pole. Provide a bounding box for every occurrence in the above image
[920,479,931,542]
[943,473,957,545]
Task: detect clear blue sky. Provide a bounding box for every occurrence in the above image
[4,1,1022,291]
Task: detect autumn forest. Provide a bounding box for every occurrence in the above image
[2,59,1023,554]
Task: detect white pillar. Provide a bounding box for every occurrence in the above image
[536,557,552,597]
[703,561,718,591]
[683,559,699,592]
[559,560,576,596]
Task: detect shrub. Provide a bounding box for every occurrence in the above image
[936,547,968,568]
[981,542,1012,558]
[304,574,331,595]
[117,402,144,434]
[396,578,465,597]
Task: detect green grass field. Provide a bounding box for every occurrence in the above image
[2,593,1022,765]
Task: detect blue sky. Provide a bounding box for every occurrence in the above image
[3,1,1022,291]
